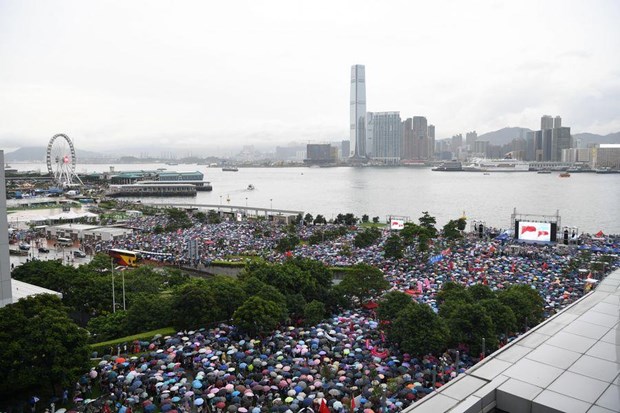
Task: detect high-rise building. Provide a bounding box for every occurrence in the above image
[305,144,336,165]
[465,131,478,149]
[369,111,401,164]
[451,134,463,154]
[349,64,367,158]
[412,116,429,160]
[554,116,562,129]
[366,112,374,158]
[341,141,350,160]
[428,125,435,160]
[551,127,572,161]
[541,115,554,130]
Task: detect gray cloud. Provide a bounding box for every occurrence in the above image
[0,0,619,152]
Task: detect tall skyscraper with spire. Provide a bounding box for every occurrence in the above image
[349,64,367,158]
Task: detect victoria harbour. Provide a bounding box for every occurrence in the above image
[10,163,620,234]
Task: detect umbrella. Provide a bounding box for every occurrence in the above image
[194,398,205,406]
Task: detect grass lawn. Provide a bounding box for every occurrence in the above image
[359,221,387,229]
[90,327,176,355]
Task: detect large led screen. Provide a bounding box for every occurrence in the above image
[518,221,552,242]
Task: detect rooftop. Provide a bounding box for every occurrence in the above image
[405,269,620,413]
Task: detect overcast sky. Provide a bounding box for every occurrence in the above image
[1,0,619,155]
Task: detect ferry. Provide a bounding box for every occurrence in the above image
[106,183,197,197]
[537,170,552,174]
[431,161,463,171]
[559,172,571,178]
[463,158,530,172]
[137,180,212,191]
[222,167,239,172]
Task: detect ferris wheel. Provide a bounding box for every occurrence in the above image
[46,133,83,187]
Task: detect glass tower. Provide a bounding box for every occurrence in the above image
[350,65,366,158]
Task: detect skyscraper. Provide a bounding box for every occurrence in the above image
[541,115,554,130]
[369,111,401,164]
[349,65,367,158]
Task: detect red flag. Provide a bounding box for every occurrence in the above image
[351,396,356,412]
[320,399,330,413]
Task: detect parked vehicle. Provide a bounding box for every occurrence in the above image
[38,247,50,253]
[73,250,87,258]
[18,243,30,251]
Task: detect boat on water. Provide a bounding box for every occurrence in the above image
[106,183,198,197]
[247,184,255,190]
[559,172,571,178]
[431,161,462,171]
[463,158,530,172]
[166,162,178,166]
[595,167,620,174]
[222,167,239,172]
[537,170,552,174]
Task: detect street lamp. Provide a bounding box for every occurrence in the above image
[270,199,273,209]
[245,197,248,207]
[111,257,116,313]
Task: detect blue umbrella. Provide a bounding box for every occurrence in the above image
[193,379,203,389]
[194,398,205,406]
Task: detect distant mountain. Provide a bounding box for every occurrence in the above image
[572,132,620,146]
[4,146,106,162]
[476,127,533,145]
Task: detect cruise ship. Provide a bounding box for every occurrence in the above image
[462,158,530,172]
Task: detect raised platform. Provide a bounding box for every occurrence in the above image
[405,269,620,413]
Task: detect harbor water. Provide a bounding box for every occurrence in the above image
[9,163,620,234]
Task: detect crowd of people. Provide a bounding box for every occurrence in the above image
[44,212,620,412]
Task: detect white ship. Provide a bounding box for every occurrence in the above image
[463,158,530,172]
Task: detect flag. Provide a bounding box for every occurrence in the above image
[351,396,356,412]
[319,399,330,413]
[441,247,451,256]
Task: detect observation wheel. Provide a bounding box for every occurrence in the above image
[46,133,82,187]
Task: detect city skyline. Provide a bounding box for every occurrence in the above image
[1,0,619,156]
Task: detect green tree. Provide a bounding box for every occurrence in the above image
[498,285,545,329]
[442,302,498,355]
[372,216,380,223]
[206,276,247,321]
[376,291,412,323]
[194,211,207,223]
[304,213,314,225]
[171,280,218,330]
[361,214,369,223]
[383,234,404,259]
[335,264,389,304]
[304,300,326,326]
[0,294,89,398]
[442,219,463,240]
[354,227,381,248]
[313,214,327,225]
[207,210,222,224]
[233,296,283,336]
[437,282,473,305]
[457,217,467,231]
[479,299,517,337]
[275,234,300,253]
[468,284,495,301]
[418,211,437,237]
[390,302,449,355]
[125,293,173,333]
[86,311,129,342]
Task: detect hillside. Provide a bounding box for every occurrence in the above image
[572,132,620,146]
[476,127,532,145]
[4,146,105,162]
